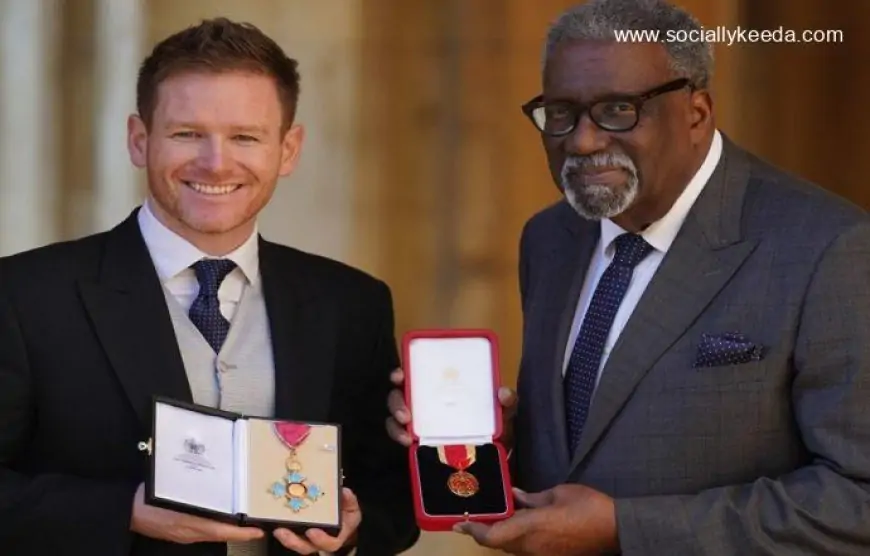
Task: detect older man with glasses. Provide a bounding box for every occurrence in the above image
[386,0,870,554]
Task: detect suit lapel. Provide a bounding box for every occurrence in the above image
[78,210,192,431]
[567,137,759,475]
[259,240,336,422]
[530,204,599,477]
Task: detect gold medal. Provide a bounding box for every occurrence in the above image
[446,470,479,497]
[437,445,479,497]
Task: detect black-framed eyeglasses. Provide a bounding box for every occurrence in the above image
[520,78,691,136]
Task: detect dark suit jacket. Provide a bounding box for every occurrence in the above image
[514,136,870,554]
[0,209,419,556]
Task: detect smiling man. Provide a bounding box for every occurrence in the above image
[386,0,870,554]
[0,18,418,556]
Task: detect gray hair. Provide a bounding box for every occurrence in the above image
[544,0,714,88]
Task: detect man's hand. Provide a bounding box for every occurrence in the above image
[273,487,362,555]
[386,367,518,448]
[454,484,618,556]
[130,482,265,544]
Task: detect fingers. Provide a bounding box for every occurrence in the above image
[212,525,266,543]
[455,510,535,550]
[274,528,319,554]
[453,521,495,546]
[498,387,518,415]
[297,489,362,553]
[390,367,404,385]
[386,417,412,446]
[186,513,264,543]
[142,503,264,544]
[513,487,554,509]
[386,387,413,445]
[498,387,518,450]
[305,527,350,553]
[455,520,520,549]
[339,487,360,513]
[387,388,410,423]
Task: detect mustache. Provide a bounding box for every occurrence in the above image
[562,152,637,174]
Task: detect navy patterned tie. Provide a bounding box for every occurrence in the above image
[564,233,653,454]
[189,259,237,353]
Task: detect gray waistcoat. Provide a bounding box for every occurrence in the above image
[163,279,275,556]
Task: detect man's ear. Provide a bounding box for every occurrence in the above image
[689,89,713,137]
[128,114,148,168]
[279,124,305,177]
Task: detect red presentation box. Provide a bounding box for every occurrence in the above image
[402,329,514,531]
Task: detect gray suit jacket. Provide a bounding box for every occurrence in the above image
[514,135,870,555]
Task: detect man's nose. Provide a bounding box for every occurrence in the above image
[565,113,610,156]
[199,137,230,172]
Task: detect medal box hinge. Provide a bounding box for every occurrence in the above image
[418,435,493,447]
[137,437,153,456]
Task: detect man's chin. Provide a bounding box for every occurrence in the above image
[568,204,617,221]
[181,215,248,236]
[565,191,632,221]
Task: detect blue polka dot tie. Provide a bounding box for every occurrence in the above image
[564,233,653,454]
[189,259,237,353]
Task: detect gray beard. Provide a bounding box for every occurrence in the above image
[560,153,639,220]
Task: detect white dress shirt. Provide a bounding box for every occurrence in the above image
[562,129,724,385]
[137,199,259,320]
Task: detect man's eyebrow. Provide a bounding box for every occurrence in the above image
[228,125,270,134]
[544,88,646,104]
[163,121,271,134]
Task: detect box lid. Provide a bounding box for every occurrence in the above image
[402,329,503,445]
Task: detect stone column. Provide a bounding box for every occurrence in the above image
[0,0,60,255]
[92,0,145,232]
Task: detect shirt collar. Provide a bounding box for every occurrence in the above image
[600,129,723,255]
[137,198,260,286]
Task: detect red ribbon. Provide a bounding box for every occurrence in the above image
[274,421,311,449]
[442,445,473,470]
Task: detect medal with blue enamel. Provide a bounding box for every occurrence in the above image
[268,421,324,512]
